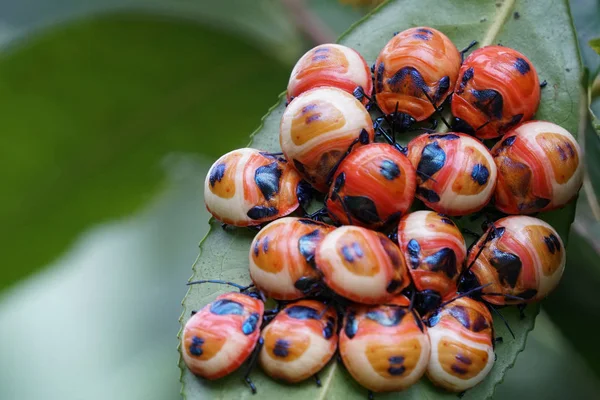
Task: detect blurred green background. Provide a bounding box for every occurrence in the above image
[0,1,598,399]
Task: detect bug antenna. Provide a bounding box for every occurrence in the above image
[440,283,493,308]
[416,170,438,183]
[408,291,425,333]
[482,293,526,302]
[421,89,451,129]
[460,40,478,62]
[187,279,253,292]
[488,304,515,339]
[458,223,497,285]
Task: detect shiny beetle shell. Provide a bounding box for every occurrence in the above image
[204,148,305,226]
[491,120,583,214]
[452,45,541,139]
[407,133,497,216]
[315,225,410,304]
[181,292,264,380]
[374,27,461,119]
[397,211,467,304]
[326,143,417,230]
[280,87,375,192]
[340,295,430,392]
[466,216,566,305]
[287,43,372,104]
[259,300,338,383]
[426,297,494,392]
[249,217,334,300]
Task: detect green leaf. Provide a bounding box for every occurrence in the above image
[0,12,289,291]
[589,37,600,55]
[180,0,582,398]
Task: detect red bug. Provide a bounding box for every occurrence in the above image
[259,299,338,383]
[204,148,311,227]
[280,87,375,192]
[339,295,430,393]
[374,27,461,127]
[287,43,372,105]
[396,210,467,312]
[452,45,541,139]
[249,217,334,300]
[425,296,495,392]
[463,216,565,305]
[181,291,264,387]
[491,120,583,214]
[406,132,497,216]
[315,225,410,304]
[326,143,417,230]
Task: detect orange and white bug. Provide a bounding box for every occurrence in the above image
[249,217,334,300]
[181,292,264,382]
[397,211,467,312]
[259,300,338,383]
[280,87,375,192]
[287,43,372,104]
[425,296,494,392]
[339,295,430,393]
[406,133,497,216]
[326,143,417,230]
[464,216,566,305]
[491,120,583,214]
[374,27,461,125]
[204,148,311,227]
[452,45,541,139]
[315,225,410,304]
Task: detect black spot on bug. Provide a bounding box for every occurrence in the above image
[210,299,244,316]
[189,336,204,356]
[366,307,406,327]
[417,141,446,182]
[471,89,503,119]
[557,145,567,161]
[407,239,421,269]
[489,226,506,240]
[565,142,575,157]
[388,355,406,375]
[298,218,326,226]
[427,309,441,327]
[452,117,475,135]
[209,163,226,188]
[301,104,317,114]
[262,236,269,253]
[386,279,403,293]
[359,128,370,144]
[452,365,469,375]
[247,206,278,220]
[253,240,260,257]
[471,164,490,185]
[413,33,430,40]
[434,76,451,103]
[440,215,454,225]
[323,317,335,339]
[457,67,474,94]
[343,195,381,225]
[293,159,306,174]
[286,305,320,320]
[314,47,328,54]
[449,305,470,329]
[543,234,561,254]
[417,28,433,34]
[342,245,355,262]
[514,57,530,74]
[456,354,472,364]
[255,162,282,201]
[388,365,406,376]
[380,237,402,267]
[242,312,261,335]
[417,187,441,203]
[333,172,346,198]
[425,248,457,278]
[352,242,365,258]
[428,133,460,140]
[490,249,522,288]
[376,63,385,92]
[388,67,428,94]
[499,113,523,134]
[501,135,517,147]
[299,229,324,268]
[518,197,551,212]
[293,277,320,293]
[345,310,358,339]
[273,339,290,357]
[296,180,313,210]
[518,288,538,300]
[380,159,401,180]
[472,315,489,332]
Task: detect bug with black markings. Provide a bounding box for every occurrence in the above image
[204,148,312,227]
[451,45,541,139]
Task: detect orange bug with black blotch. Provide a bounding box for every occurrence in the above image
[325,143,417,230]
[181,288,265,392]
[204,148,312,227]
[451,45,541,139]
[315,225,410,304]
[339,295,430,394]
[461,215,566,306]
[249,217,334,300]
[287,43,373,105]
[280,87,375,192]
[491,120,583,214]
[425,296,495,392]
[259,299,338,384]
[373,27,463,130]
[396,210,467,314]
[406,132,497,216]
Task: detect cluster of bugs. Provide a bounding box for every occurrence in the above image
[182,26,583,397]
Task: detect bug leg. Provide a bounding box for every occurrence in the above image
[244,337,264,394]
[314,373,322,387]
[190,310,197,316]
[540,80,548,88]
[458,390,467,398]
[461,228,480,239]
[488,305,515,340]
[368,390,375,400]
[421,89,451,129]
[459,40,478,62]
[517,304,527,320]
